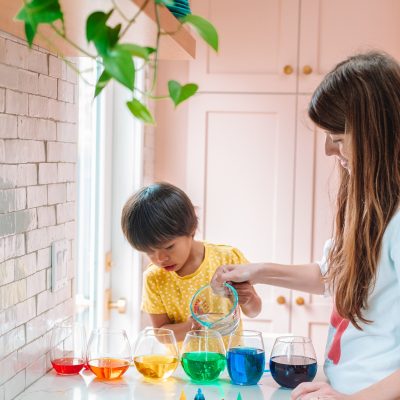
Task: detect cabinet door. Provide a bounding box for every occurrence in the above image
[186,93,297,332]
[299,0,400,93]
[189,0,299,93]
[291,95,337,363]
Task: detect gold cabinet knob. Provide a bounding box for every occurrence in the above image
[303,65,313,75]
[104,289,127,320]
[283,65,294,75]
[109,297,127,313]
[296,297,305,306]
[276,295,286,305]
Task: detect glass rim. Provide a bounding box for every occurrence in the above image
[53,320,84,328]
[91,327,128,335]
[275,335,311,343]
[186,329,223,338]
[230,329,262,337]
[190,282,239,327]
[141,327,175,337]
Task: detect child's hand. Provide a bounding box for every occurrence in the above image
[231,282,258,306]
[189,316,203,331]
[231,282,262,318]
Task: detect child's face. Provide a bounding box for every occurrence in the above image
[145,235,194,273]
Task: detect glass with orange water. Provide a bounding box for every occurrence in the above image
[86,328,132,380]
[133,327,179,381]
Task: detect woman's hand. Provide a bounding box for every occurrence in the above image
[211,264,261,293]
[291,382,350,400]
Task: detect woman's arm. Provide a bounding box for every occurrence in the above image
[291,369,400,400]
[212,262,325,295]
[351,369,400,400]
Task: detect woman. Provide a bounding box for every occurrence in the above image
[211,52,400,399]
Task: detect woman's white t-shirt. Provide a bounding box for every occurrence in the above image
[319,211,400,394]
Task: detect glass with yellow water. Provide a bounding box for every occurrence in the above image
[86,328,132,380]
[133,327,179,381]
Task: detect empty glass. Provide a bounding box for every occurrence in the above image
[50,320,86,375]
[190,283,240,336]
[181,330,226,382]
[270,336,317,389]
[86,328,132,379]
[227,330,265,385]
[133,327,179,381]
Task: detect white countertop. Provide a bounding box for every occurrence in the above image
[15,366,299,400]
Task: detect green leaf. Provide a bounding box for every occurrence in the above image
[94,70,112,98]
[117,44,151,60]
[180,14,218,52]
[108,24,121,48]
[86,11,121,56]
[168,80,198,107]
[155,0,175,6]
[103,48,135,90]
[86,11,112,42]
[146,47,157,55]
[24,22,36,47]
[126,99,155,124]
[16,0,63,47]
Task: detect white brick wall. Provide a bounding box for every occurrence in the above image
[143,66,155,186]
[0,30,77,398]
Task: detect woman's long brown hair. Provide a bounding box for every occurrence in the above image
[308,52,400,328]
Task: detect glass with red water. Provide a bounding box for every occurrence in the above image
[50,320,86,375]
[270,336,317,389]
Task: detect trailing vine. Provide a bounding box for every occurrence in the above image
[16,0,219,123]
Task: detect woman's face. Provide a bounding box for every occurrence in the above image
[325,132,352,172]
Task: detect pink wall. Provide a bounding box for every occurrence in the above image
[154,60,190,190]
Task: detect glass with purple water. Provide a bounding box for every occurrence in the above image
[270,336,317,389]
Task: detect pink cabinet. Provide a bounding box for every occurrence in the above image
[299,0,400,93]
[191,0,400,94]
[189,0,299,93]
[186,93,297,333]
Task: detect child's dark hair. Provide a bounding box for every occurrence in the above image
[121,182,198,251]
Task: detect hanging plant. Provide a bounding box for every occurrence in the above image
[15,0,219,124]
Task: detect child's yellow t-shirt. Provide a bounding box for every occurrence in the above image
[141,242,248,326]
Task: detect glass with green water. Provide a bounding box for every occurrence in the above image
[181,330,226,382]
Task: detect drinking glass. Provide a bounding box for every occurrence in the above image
[181,330,226,382]
[227,330,265,385]
[133,327,179,381]
[50,320,86,375]
[269,336,317,389]
[190,283,240,336]
[86,328,132,380]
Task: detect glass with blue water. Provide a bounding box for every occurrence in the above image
[227,330,265,385]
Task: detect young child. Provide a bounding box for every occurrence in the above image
[121,182,261,341]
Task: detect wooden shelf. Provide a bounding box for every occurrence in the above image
[0,0,196,60]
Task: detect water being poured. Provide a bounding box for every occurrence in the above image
[190,283,240,336]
